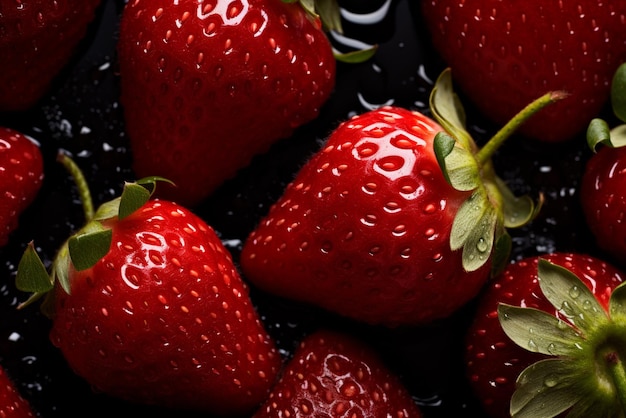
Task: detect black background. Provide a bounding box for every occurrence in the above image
[0,0,614,416]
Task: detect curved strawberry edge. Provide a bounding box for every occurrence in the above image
[587,63,626,151]
[429,68,561,274]
[15,152,172,312]
[497,259,626,418]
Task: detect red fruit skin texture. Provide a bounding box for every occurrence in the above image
[0,366,35,418]
[0,127,44,247]
[49,199,281,417]
[117,0,336,207]
[253,329,422,418]
[241,106,492,327]
[465,252,625,418]
[420,1,626,143]
[581,145,626,266]
[0,0,102,111]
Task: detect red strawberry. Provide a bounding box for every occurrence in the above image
[240,70,558,326]
[0,365,36,418]
[16,155,281,416]
[420,0,626,143]
[253,329,422,418]
[117,0,338,207]
[582,63,626,265]
[0,127,44,247]
[0,0,102,111]
[465,253,626,418]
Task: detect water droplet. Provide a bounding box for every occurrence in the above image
[569,285,580,299]
[544,374,559,388]
[476,237,488,252]
[528,339,538,352]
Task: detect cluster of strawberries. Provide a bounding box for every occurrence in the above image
[1,1,626,418]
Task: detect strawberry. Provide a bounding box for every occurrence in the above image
[240,69,558,327]
[582,63,626,265]
[0,0,102,112]
[252,329,423,417]
[419,0,626,143]
[15,154,281,416]
[0,365,36,418]
[465,252,626,418]
[116,0,339,207]
[0,127,44,247]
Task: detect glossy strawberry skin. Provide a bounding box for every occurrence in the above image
[49,199,281,416]
[420,1,626,143]
[0,127,44,247]
[580,146,626,266]
[0,366,36,418]
[253,329,422,418]
[0,0,102,111]
[241,106,491,327]
[465,252,625,418]
[117,0,336,207]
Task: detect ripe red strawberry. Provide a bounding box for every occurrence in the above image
[253,329,422,418]
[0,365,36,418]
[117,0,338,207]
[465,253,626,418]
[0,0,102,111]
[582,63,626,265]
[420,0,626,143]
[0,127,44,247]
[240,70,558,326]
[16,156,281,416]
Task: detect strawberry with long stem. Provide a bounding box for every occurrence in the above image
[16,153,281,416]
[240,69,563,326]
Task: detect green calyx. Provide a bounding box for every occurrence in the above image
[498,259,626,418]
[587,63,626,151]
[430,68,561,274]
[15,152,170,311]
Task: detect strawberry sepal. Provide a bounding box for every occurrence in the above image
[498,259,626,418]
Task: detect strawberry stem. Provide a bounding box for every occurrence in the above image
[606,351,626,413]
[475,91,568,165]
[57,152,94,221]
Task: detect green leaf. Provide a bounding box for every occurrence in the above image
[68,228,113,271]
[609,124,626,148]
[611,62,626,122]
[51,244,72,294]
[511,359,584,418]
[498,303,584,356]
[15,242,53,293]
[496,176,543,228]
[491,230,512,277]
[586,118,612,151]
[314,0,342,33]
[439,141,481,192]
[433,132,456,185]
[537,259,608,332]
[450,190,497,272]
[119,182,152,220]
[429,68,475,150]
[334,45,378,64]
[609,281,626,322]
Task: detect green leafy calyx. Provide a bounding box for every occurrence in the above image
[498,259,626,418]
[15,152,169,310]
[430,68,558,274]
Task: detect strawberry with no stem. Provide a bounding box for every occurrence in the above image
[582,63,626,265]
[465,253,626,418]
[240,70,558,327]
[0,0,102,111]
[117,0,342,207]
[15,154,281,416]
[253,329,422,418]
[0,127,44,247]
[0,365,36,418]
[420,1,626,143]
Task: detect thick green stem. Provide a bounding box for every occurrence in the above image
[606,351,626,413]
[475,91,568,165]
[57,152,94,221]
